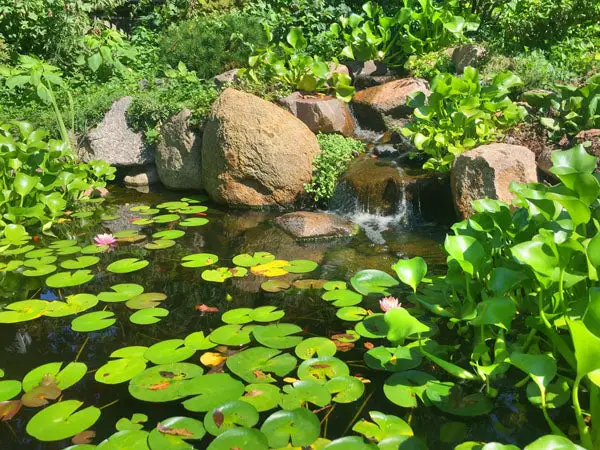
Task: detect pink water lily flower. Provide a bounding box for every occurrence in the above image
[380,296,401,312]
[94,233,117,248]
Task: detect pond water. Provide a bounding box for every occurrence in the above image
[0,185,556,449]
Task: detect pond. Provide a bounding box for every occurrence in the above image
[0,186,553,449]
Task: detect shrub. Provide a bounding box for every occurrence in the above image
[305,134,365,204]
[404,49,454,80]
[158,11,266,79]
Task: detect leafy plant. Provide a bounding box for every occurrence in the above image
[402,66,528,171]
[305,134,365,204]
[76,26,137,79]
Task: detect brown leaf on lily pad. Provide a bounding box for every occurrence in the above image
[148,382,171,391]
[157,423,194,437]
[0,400,22,421]
[213,409,225,428]
[333,340,355,352]
[195,304,219,313]
[244,390,263,397]
[21,384,61,407]
[159,371,176,379]
[253,370,268,379]
[72,430,96,445]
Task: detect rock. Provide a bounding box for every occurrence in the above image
[202,88,321,208]
[451,143,538,218]
[452,44,487,74]
[214,69,239,86]
[156,109,203,191]
[275,211,359,240]
[346,60,398,89]
[576,129,600,170]
[279,93,355,136]
[327,62,350,78]
[124,165,160,187]
[352,78,430,131]
[82,97,151,166]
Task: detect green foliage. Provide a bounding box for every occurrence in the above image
[402,67,528,171]
[404,49,454,80]
[0,121,115,229]
[158,11,266,80]
[305,134,365,204]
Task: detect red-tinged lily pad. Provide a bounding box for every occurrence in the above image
[98,284,144,303]
[0,400,22,421]
[21,383,61,407]
[204,400,259,436]
[46,270,94,288]
[181,253,219,268]
[71,311,116,332]
[26,400,101,442]
[128,363,204,402]
[0,300,49,323]
[144,339,196,364]
[232,252,275,267]
[260,408,321,448]
[261,280,291,293]
[181,373,245,412]
[130,308,169,325]
[107,258,149,274]
[22,361,87,391]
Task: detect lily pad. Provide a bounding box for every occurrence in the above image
[107,258,149,274]
[46,270,94,288]
[95,358,147,385]
[232,252,275,267]
[181,253,219,268]
[96,430,149,449]
[327,376,365,403]
[251,260,290,277]
[221,308,254,325]
[0,380,21,401]
[355,314,388,338]
[251,306,285,322]
[352,410,413,442]
[131,218,154,226]
[182,373,245,412]
[56,246,82,256]
[178,205,208,214]
[130,308,169,325]
[336,307,369,321]
[261,280,291,293]
[297,357,349,384]
[148,416,205,449]
[26,400,101,441]
[253,324,303,349]
[209,325,253,346]
[351,270,399,296]
[49,240,78,249]
[144,339,196,364]
[71,311,116,332]
[0,299,49,323]
[295,337,337,360]
[260,408,320,448]
[145,240,176,250]
[322,289,363,307]
[364,345,422,372]
[206,428,269,450]
[81,244,107,255]
[180,218,209,227]
[383,370,436,408]
[227,347,297,383]
[184,332,217,351]
[280,380,331,410]
[23,264,57,277]
[128,363,204,402]
[126,292,167,309]
[283,260,318,274]
[60,256,100,270]
[153,214,180,223]
[204,400,259,436]
[240,383,282,412]
[115,413,148,431]
[98,284,145,303]
[22,361,87,391]
[157,201,188,210]
[153,230,186,240]
[202,267,247,282]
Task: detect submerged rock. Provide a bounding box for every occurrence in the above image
[82,96,151,166]
[451,142,537,218]
[275,211,359,240]
[155,109,203,191]
[202,88,320,208]
[124,165,160,187]
[352,78,430,131]
[279,93,355,136]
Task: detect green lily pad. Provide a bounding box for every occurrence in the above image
[178,205,208,214]
[355,313,388,339]
[81,244,107,255]
[144,339,196,364]
[153,230,186,240]
[22,361,87,391]
[153,214,180,223]
[95,358,147,385]
[180,218,209,227]
[0,299,49,323]
[227,347,297,383]
[46,270,94,288]
[327,376,365,403]
[100,213,120,221]
[0,260,23,272]
[240,383,282,412]
[128,363,203,402]
[60,256,100,270]
[71,311,116,332]
[182,373,245,412]
[131,218,154,226]
[202,267,247,282]
[283,260,318,274]
[364,345,422,372]
[157,201,188,210]
[221,308,254,325]
[261,280,291,293]
[22,263,58,277]
[148,417,205,449]
[97,430,150,449]
[384,370,435,408]
[323,436,379,449]
[126,292,167,309]
[98,284,145,303]
[139,208,160,216]
[49,239,77,249]
[145,240,176,250]
[26,400,101,442]
[0,380,21,401]
[130,308,169,325]
[251,306,285,322]
[209,324,253,346]
[107,258,149,273]
[24,256,57,267]
[322,289,363,307]
[56,246,82,256]
[204,400,259,436]
[336,307,369,321]
[114,230,141,238]
[351,270,399,296]
[281,380,331,410]
[206,428,268,450]
[25,248,54,258]
[181,253,219,268]
[184,332,217,351]
[115,413,148,431]
[352,410,413,442]
[71,211,93,218]
[260,408,320,448]
[297,356,349,385]
[232,252,276,267]
[253,324,303,349]
[426,381,493,416]
[295,337,337,360]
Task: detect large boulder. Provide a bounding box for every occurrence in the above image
[352,78,429,130]
[279,93,355,136]
[155,109,203,191]
[82,97,151,166]
[202,88,321,208]
[275,211,359,240]
[451,143,537,219]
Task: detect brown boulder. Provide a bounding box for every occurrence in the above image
[201,89,321,207]
[275,211,358,240]
[352,78,429,130]
[451,143,538,219]
[279,93,355,136]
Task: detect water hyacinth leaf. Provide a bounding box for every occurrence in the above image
[322,289,363,307]
[144,339,196,365]
[60,256,100,270]
[0,299,49,323]
[383,370,437,408]
[4,224,30,245]
[378,436,426,450]
[251,306,285,322]
[46,270,94,288]
[352,410,413,441]
[209,325,253,346]
[327,376,365,403]
[283,260,318,274]
[426,381,493,416]
[444,235,485,276]
[206,427,269,450]
[180,218,209,227]
[98,284,144,303]
[204,400,259,436]
[384,307,430,344]
[392,257,428,294]
[126,292,167,309]
[439,422,467,444]
[153,214,180,224]
[71,311,116,332]
[26,400,101,441]
[130,308,169,325]
[153,230,186,240]
[96,430,149,449]
[181,253,218,268]
[22,361,87,391]
[128,363,203,402]
[232,252,275,267]
[95,358,147,385]
[588,233,600,268]
[260,408,320,448]
[510,352,556,398]
[568,319,600,381]
[420,345,477,380]
[355,313,388,338]
[336,306,368,322]
[470,297,517,330]
[226,347,297,383]
[184,332,216,351]
[182,373,245,412]
[240,383,282,412]
[0,380,21,401]
[107,258,149,274]
[351,270,399,296]
[526,378,570,408]
[297,356,349,384]
[261,280,291,293]
[253,324,303,349]
[365,345,422,372]
[295,337,337,360]
[524,435,586,450]
[250,260,290,277]
[281,380,331,410]
[145,240,176,250]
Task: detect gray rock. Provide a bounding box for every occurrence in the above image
[82,97,151,166]
[452,44,487,74]
[346,60,398,89]
[156,109,203,191]
[124,165,160,187]
[275,211,358,240]
[214,69,239,86]
[279,93,355,136]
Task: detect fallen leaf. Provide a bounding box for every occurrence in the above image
[283,377,298,383]
[0,400,22,421]
[157,423,194,437]
[244,390,263,397]
[148,382,171,390]
[200,352,227,367]
[253,370,268,379]
[363,342,375,350]
[213,409,225,428]
[195,304,219,313]
[311,364,330,369]
[333,341,355,352]
[72,430,95,445]
[21,384,61,407]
